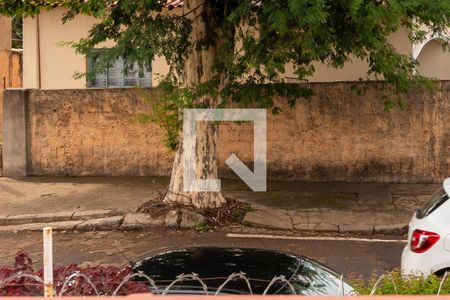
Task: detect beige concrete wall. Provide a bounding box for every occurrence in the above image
[286,28,413,82]
[0,16,12,51]
[38,9,95,89]
[417,40,450,80]
[25,82,450,183]
[24,9,103,89]
[23,8,172,89]
[24,10,449,88]
[22,17,39,89]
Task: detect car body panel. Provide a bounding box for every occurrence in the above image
[401,180,450,276]
[443,178,450,196]
[444,235,450,252]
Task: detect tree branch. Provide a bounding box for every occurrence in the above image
[182,1,206,17]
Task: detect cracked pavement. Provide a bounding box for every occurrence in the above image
[0,177,441,234]
[235,182,440,234]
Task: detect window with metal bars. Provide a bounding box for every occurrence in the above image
[87,52,151,88]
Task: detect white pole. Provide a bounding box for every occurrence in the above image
[43,227,53,297]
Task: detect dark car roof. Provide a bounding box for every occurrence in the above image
[134,247,302,279]
[132,247,348,295]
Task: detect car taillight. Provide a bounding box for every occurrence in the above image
[410,229,440,253]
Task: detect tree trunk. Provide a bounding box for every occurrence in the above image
[163,0,226,210]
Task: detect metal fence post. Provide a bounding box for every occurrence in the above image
[43,227,53,297]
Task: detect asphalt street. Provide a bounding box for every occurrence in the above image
[0,229,405,280]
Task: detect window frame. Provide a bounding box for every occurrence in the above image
[417,188,449,219]
[86,49,152,88]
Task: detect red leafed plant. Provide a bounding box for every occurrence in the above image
[0,251,151,296]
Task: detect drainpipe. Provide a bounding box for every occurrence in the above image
[7,17,12,88]
[36,14,42,89]
[8,49,12,88]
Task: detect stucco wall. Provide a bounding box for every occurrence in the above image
[27,88,172,176]
[23,82,450,183]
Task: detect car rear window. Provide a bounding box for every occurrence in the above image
[133,248,301,294]
[417,188,449,219]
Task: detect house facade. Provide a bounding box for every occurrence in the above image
[22,7,450,90]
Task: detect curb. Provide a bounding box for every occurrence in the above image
[243,209,408,236]
[0,211,199,233]
[0,211,407,235]
[243,219,407,235]
[0,216,125,233]
[0,209,123,226]
[0,210,126,233]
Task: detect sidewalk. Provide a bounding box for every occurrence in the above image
[239,181,438,234]
[0,176,440,234]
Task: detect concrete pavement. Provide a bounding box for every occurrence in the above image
[240,181,439,234]
[0,177,169,215]
[0,176,440,234]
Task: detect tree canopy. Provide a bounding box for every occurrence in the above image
[2,1,449,105]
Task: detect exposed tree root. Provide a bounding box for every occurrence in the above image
[137,191,251,227]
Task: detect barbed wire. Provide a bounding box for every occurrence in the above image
[5,270,450,296]
[0,271,311,296]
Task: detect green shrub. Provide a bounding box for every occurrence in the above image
[352,269,450,295]
[194,221,212,232]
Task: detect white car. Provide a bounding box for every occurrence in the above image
[401,178,450,276]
